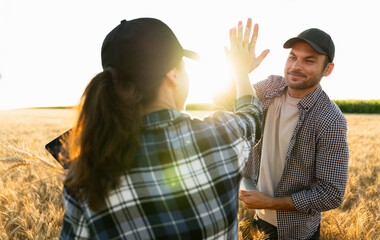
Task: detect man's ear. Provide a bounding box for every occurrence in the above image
[165,67,178,86]
[323,62,334,77]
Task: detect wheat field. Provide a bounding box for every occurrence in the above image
[0,109,379,239]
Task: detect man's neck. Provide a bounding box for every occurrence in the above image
[287,84,319,99]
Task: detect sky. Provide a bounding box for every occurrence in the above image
[0,0,379,110]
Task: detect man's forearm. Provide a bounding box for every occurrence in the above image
[239,190,297,211]
[268,196,297,211]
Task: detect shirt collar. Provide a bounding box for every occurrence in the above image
[265,80,287,99]
[142,109,190,130]
[298,85,323,112]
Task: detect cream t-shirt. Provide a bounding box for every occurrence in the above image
[257,90,301,226]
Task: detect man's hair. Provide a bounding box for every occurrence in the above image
[323,55,332,70]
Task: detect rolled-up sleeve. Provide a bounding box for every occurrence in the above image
[292,118,349,215]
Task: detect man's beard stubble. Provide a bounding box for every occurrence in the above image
[285,70,323,90]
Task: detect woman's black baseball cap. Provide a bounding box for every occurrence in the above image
[101,18,199,77]
[283,28,335,62]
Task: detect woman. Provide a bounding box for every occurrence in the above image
[60,17,265,240]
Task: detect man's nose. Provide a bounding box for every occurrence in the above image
[291,59,303,70]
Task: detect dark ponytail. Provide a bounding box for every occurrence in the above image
[65,68,161,210]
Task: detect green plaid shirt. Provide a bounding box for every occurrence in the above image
[60,95,263,240]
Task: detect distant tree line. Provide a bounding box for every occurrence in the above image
[186,100,380,114]
[333,100,380,114]
[32,101,380,114]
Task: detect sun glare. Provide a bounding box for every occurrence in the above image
[185,50,233,105]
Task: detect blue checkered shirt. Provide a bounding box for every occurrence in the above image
[60,95,263,240]
[244,76,349,239]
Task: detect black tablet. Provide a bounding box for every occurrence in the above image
[45,129,72,169]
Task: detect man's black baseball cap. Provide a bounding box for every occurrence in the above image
[283,28,335,62]
[101,18,199,77]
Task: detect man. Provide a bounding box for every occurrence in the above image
[59,18,265,239]
[238,28,349,239]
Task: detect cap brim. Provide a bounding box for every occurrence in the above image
[283,37,328,56]
[183,49,200,61]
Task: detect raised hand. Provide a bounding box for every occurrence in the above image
[213,19,270,105]
[224,18,269,98]
[226,18,270,76]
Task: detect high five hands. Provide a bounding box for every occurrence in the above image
[226,18,270,77]
[214,18,270,102]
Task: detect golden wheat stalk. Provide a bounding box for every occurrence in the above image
[2,158,65,177]
[0,140,65,182]
[0,156,26,162]
[13,174,63,191]
[4,161,31,174]
[4,143,57,168]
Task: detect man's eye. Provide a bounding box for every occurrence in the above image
[306,60,315,63]
[288,56,296,60]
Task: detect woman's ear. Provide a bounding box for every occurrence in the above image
[165,67,179,86]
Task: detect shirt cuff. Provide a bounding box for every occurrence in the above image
[234,94,260,112]
[291,190,317,215]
